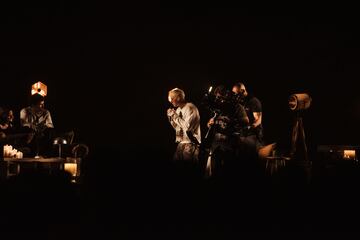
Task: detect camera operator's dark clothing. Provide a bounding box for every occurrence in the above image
[242,95,263,143]
[213,103,248,136]
[209,103,248,176]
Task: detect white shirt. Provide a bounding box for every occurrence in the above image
[168,102,201,144]
[20,107,54,132]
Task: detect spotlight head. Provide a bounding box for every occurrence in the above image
[31,81,47,97]
[288,93,312,111]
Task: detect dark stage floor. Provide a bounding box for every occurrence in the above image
[1,147,360,234]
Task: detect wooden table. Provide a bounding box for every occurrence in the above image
[1,157,65,178]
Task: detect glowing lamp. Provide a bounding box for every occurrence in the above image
[31,81,47,97]
[53,137,67,158]
[344,150,356,160]
[288,93,312,111]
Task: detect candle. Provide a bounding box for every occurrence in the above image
[64,163,77,177]
[344,150,356,160]
[11,149,18,158]
[3,145,8,157]
[15,151,23,159]
[4,145,12,157]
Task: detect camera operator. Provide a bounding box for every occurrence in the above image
[232,82,264,152]
[205,85,249,177]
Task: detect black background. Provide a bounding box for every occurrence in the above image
[3,3,360,233]
[2,4,360,155]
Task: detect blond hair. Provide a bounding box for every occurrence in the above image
[168,88,185,101]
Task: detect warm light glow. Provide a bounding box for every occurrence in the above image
[344,150,356,160]
[288,93,311,111]
[31,81,47,97]
[205,154,212,177]
[168,95,172,102]
[208,86,213,93]
[3,145,23,158]
[64,163,77,176]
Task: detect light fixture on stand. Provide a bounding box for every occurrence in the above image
[288,93,312,162]
[53,137,67,158]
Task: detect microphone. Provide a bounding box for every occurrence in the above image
[167,105,176,121]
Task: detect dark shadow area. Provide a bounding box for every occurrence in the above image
[91,147,360,233]
[2,145,360,234]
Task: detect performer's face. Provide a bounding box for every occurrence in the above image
[7,110,14,122]
[232,86,239,94]
[232,85,246,97]
[168,93,180,107]
[34,101,45,111]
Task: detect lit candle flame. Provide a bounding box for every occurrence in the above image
[64,163,77,177]
[344,150,356,160]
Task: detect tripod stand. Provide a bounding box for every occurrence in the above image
[290,112,308,162]
[202,111,219,178]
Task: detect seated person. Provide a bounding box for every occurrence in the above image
[0,107,14,132]
[0,107,33,155]
[20,94,54,132]
[20,94,55,156]
[0,107,13,141]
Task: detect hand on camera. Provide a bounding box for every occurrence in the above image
[207,118,215,128]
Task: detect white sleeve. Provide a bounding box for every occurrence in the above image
[20,108,31,128]
[168,115,178,129]
[171,104,199,133]
[45,111,54,128]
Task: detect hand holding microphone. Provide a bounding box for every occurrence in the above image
[167,108,176,118]
[167,108,177,123]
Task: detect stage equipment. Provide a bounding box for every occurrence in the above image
[31,81,47,97]
[289,93,311,162]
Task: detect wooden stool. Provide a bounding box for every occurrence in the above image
[265,156,290,176]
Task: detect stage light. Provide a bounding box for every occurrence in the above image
[289,93,312,162]
[31,81,47,97]
[288,93,311,111]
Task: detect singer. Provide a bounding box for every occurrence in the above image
[167,88,201,169]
